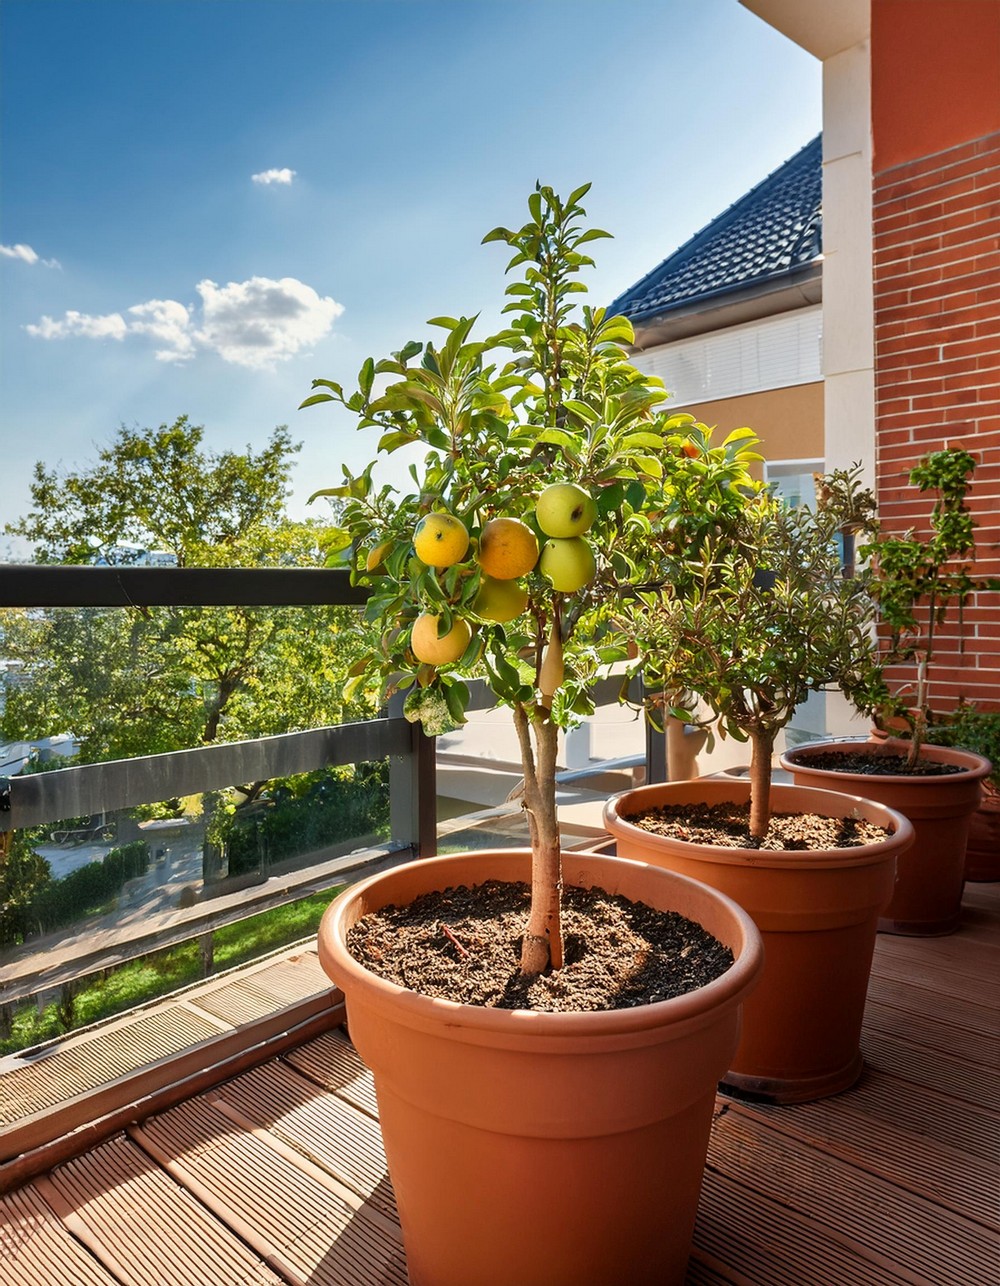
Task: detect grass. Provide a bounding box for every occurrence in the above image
[1,890,338,1057]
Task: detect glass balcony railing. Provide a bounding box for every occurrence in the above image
[0,564,654,1055]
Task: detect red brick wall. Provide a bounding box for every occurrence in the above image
[872,132,1000,712]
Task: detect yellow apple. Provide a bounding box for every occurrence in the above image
[535,482,597,538]
[473,576,529,623]
[413,513,470,568]
[410,613,473,666]
[477,517,539,580]
[539,537,596,593]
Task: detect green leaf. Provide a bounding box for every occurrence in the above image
[298,393,335,409]
[358,357,376,397]
[622,432,666,450]
[428,316,461,330]
[377,430,419,452]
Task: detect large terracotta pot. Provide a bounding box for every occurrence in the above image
[603,779,912,1104]
[317,848,763,1286]
[780,738,992,934]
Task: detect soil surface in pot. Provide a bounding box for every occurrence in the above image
[625,801,891,850]
[346,880,734,1012]
[796,751,964,777]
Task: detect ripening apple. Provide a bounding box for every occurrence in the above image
[477,517,539,580]
[539,537,597,593]
[413,513,470,568]
[410,613,473,666]
[473,576,529,623]
[535,483,598,538]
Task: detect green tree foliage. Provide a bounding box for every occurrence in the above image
[635,467,881,838]
[0,418,378,759]
[5,416,296,566]
[302,183,762,972]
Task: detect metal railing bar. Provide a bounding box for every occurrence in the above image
[1,721,409,832]
[0,565,369,608]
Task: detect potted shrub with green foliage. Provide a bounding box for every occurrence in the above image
[781,448,994,934]
[924,705,1000,882]
[301,185,764,1286]
[604,468,915,1102]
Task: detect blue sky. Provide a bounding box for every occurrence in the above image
[1,0,820,555]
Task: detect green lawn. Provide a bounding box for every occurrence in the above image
[1,890,339,1057]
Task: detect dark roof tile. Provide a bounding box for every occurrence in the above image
[608,135,822,322]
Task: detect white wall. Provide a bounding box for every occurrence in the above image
[632,307,822,407]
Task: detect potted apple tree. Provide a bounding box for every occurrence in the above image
[604,468,916,1101]
[300,184,764,1286]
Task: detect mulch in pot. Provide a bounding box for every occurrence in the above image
[346,879,734,1013]
[623,800,892,851]
[794,750,964,777]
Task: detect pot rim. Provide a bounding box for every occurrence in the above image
[320,848,763,1039]
[603,778,914,870]
[780,735,993,784]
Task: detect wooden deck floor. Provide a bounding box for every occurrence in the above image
[2,881,997,1285]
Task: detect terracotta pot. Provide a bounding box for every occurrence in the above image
[603,779,912,1104]
[780,738,992,934]
[317,848,763,1286]
[963,790,1000,882]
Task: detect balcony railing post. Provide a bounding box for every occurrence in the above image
[642,679,668,784]
[387,693,437,859]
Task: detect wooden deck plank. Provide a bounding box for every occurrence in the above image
[209,1059,397,1221]
[283,1026,380,1119]
[0,1183,119,1286]
[727,1077,998,1230]
[130,1093,407,1286]
[33,1133,280,1285]
[861,1025,1000,1109]
[707,1105,995,1286]
[692,1165,918,1286]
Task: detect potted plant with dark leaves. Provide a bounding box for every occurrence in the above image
[300,185,764,1286]
[781,447,994,934]
[605,467,915,1102]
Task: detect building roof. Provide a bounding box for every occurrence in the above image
[608,135,822,325]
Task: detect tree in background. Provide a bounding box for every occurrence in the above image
[1,417,377,759]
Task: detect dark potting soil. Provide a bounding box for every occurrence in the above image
[625,800,892,851]
[346,879,734,1012]
[793,750,964,777]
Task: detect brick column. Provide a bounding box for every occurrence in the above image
[872,132,1000,709]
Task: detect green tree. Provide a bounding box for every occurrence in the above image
[6,416,297,565]
[1,418,377,759]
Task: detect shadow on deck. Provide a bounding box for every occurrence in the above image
[2,883,997,1285]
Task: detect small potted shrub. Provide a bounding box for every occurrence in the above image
[781,448,994,934]
[604,467,915,1102]
[925,705,1000,881]
[301,186,763,1286]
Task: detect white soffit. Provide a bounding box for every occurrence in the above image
[633,307,823,408]
[739,0,869,59]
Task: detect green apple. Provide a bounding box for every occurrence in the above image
[539,537,597,593]
[473,576,529,623]
[535,482,597,538]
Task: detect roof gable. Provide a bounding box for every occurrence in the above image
[608,135,822,324]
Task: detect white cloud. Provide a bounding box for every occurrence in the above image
[27,275,343,368]
[127,298,195,362]
[251,167,296,185]
[26,310,127,341]
[195,276,343,368]
[1,243,60,268]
